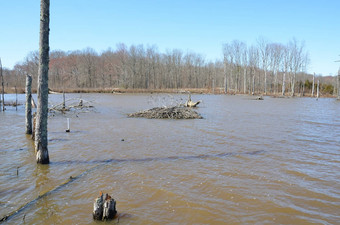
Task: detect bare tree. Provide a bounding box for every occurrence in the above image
[269,43,284,94]
[281,45,290,96]
[0,58,4,111]
[317,79,320,99]
[222,44,231,94]
[288,38,307,97]
[336,57,340,100]
[312,73,315,97]
[248,46,259,95]
[223,43,236,94]
[257,37,270,94]
[337,68,340,100]
[35,0,50,164]
[240,43,248,94]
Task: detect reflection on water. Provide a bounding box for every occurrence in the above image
[0,94,340,224]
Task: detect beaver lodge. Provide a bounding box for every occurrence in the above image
[128,106,203,119]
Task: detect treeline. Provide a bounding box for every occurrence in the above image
[1,40,338,96]
[3,44,223,92]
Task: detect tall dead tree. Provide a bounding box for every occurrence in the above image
[289,39,307,97]
[258,37,270,95]
[317,79,320,99]
[336,57,340,100]
[25,75,33,134]
[35,0,50,164]
[312,73,315,97]
[0,58,4,111]
[248,45,258,95]
[223,43,233,94]
[282,46,290,96]
[337,69,340,100]
[223,61,228,94]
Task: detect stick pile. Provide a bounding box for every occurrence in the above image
[128,106,203,119]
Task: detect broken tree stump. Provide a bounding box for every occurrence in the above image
[103,193,117,220]
[93,192,117,221]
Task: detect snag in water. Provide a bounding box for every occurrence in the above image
[93,192,117,220]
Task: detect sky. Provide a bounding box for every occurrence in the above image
[1,0,339,76]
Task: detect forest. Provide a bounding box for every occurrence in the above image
[1,38,339,97]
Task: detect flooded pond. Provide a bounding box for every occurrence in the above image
[0,93,339,224]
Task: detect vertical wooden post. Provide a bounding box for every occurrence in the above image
[15,86,18,111]
[337,70,340,100]
[212,78,215,94]
[0,58,4,111]
[223,61,228,94]
[282,72,286,96]
[302,83,305,97]
[26,75,33,134]
[35,0,50,164]
[62,90,66,109]
[243,68,246,94]
[317,80,320,99]
[312,73,315,97]
[253,71,255,95]
[66,118,70,132]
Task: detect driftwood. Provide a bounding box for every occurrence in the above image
[93,192,117,221]
[186,100,201,107]
[128,106,203,119]
[185,93,201,107]
[49,98,94,115]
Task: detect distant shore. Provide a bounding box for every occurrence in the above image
[1,86,336,98]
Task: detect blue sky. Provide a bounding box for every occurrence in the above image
[1,0,339,76]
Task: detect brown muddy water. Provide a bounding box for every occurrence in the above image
[0,93,339,224]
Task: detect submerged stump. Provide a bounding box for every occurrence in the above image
[93,192,117,221]
[128,106,203,119]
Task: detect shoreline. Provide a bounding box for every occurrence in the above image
[0,86,337,98]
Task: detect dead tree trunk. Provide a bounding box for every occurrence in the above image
[317,80,320,99]
[337,73,340,100]
[103,194,117,220]
[291,72,296,97]
[35,0,50,164]
[212,78,215,94]
[93,194,104,220]
[93,193,117,221]
[26,75,33,134]
[243,68,247,94]
[62,90,66,109]
[223,62,228,94]
[282,72,286,96]
[252,70,255,95]
[312,73,315,97]
[0,58,4,111]
[15,86,18,111]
